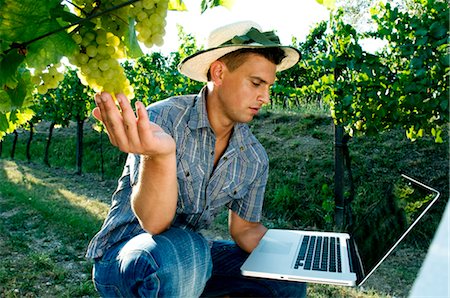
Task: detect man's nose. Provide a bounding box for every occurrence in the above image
[258,89,271,104]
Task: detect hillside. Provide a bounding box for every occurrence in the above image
[0,108,448,297]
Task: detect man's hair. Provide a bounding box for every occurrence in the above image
[207,47,286,81]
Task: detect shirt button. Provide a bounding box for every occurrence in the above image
[185,171,190,177]
[223,156,228,161]
[210,151,214,155]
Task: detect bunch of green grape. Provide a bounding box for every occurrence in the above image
[32,64,65,95]
[131,0,169,48]
[69,26,135,99]
[33,0,170,99]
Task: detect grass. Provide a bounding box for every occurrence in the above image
[0,160,112,297]
[0,106,448,297]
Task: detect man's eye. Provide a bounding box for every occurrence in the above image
[252,81,261,86]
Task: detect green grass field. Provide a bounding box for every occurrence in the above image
[0,108,448,297]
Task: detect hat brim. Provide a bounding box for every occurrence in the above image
[178,44,301,82]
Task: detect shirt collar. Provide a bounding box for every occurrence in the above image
[188,86,210,130]
[188,86,257,147]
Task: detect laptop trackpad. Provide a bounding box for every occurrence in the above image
[259,239,293,254]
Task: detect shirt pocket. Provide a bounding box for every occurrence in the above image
[176,158,203,214]
[212,175,251,210]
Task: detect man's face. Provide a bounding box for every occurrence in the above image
[215,53,277,124]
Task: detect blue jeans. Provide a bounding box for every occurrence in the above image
[93,228,306,297]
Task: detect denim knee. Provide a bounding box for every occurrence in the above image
[93,229,212,297]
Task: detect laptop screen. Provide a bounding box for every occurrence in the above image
[349,175,441,285]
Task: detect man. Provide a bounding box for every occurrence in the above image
[87,21,306,297]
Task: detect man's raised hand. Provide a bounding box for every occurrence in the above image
[92,92,176,158]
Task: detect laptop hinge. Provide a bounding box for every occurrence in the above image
[347,238,365,284]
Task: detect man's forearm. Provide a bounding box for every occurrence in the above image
[131,154,178,235]
[233,222,268,253]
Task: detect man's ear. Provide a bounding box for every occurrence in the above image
[209,60,226,85]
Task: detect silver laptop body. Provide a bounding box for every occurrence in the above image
[241,175,441,287]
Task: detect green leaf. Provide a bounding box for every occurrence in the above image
[316,0,335,9]
[168,0,187,11]
[201,0,235,13]
[0,50,26,88]
[0,0,62,43]
[343,95,352,106]
[218,0,235,10]
[49,5,82,24]
[0,90,11,113]
[414,28,428,37]
[124,17,144,59]
[5,67,33,109]
[0,112,8,132]
[440,99,449,111]
[429,22,446,39]
[25,30,78,69]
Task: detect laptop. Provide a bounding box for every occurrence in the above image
[241,174,441,286]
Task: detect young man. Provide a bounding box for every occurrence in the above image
[88,21,306,297]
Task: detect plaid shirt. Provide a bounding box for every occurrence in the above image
[86,87,269,259]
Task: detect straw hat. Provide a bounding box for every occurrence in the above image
[178,21,301,82]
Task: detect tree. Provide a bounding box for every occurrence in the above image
[59,68,93,174]
[370,0,449,142]
[298,0,448,228]
[33,91,72,167]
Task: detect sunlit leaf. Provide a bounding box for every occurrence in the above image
[25,30,78,69]
[316,0,335,10]
[0,0,62,43]
[124,17,144,59]
[168,0,187,11]
[5,67,33,109]
[201,0,235,13]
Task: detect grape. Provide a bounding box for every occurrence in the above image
[86,45,98,57]
[33,63,65,94]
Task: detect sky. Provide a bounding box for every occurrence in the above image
[156,0,331,54]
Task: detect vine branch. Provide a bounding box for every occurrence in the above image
[1,0,141,56]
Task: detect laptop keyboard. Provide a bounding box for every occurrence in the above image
[294,235,342,273]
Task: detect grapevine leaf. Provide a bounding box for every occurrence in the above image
[49,6,82,25]
[0,90,11,113]
[201,0,235,13]
[124,17,143,58]
[168,0,187,11]
[0,112,8,132]
[316,0,335,10]
[429,22,446,39]
[25,30,78,69]
[218,0,235,10]
[0,40,11,53]
[0,108,34,140]
[5,67,33,109]
[0,0,62,43]
[0,50,25,88]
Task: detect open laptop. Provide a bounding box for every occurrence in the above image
[241,174,441,286]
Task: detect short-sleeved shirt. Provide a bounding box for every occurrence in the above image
[86,87,269,259]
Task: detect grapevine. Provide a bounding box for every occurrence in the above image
[64,0,170,100]
[0,0,237,138]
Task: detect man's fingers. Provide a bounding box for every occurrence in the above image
[92,107,103,122]
[94,92,127,148]
[117,93,141,149]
